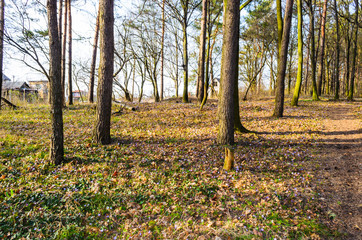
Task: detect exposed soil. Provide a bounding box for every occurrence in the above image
[313,102,361,239]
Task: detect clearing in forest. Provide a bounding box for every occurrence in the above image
[0,99,360,239]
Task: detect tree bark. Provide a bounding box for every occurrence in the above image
[333,0,340,100]
[197,0,208,103]
[47,0,64,165]
[61,0,68,106]
[174,30,179,97]
[217,0,239,145]
[276,0,283,57]
[273,0,294,117]
[345,35,351,96]
[58,0,62,59]
[0,0,4,110]
[200,27,210,109]
[88,8,100,103]
[317,0,328,96]
[67,0,73,105]
[160,0,165,101]
[93,0,114,144]
[291,0,303,106]
[347,0,358,101]
[182,2,189,103]
[307,1,319,101]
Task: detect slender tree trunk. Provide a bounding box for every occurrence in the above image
[325,57,330,95]
[269,53,275,95]
[209,34,216,98]
[197,0,208,103]
[291,0,303,106]
[308,1,319,101]
[67,0,73,105]
[200,32,210,108]
[93,0,114,144]
[304,35,310,95]
[47,0,64,165]
[61,0,68,105]
[182,1,189,103]
[132,57,135,102]
[287,47,293,95]
[317,0,328,96]
[333,0,340,100]
[152,71,160,102]
[345,36,351,96]
[347,0,358,101]
[0,0,4,110]
[175,31,179,97]
[88,8,100,103]
[217,0,240,145]
[200,2,212,109]
[160,0,165,100]
[139,79,144,102]
[273,0,294,117]
[138,61,145,102]
[182,23,189,102]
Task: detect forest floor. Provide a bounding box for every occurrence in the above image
[311,102,361,239]
[0,98,360,239]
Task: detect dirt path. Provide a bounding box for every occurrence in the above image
[314,102,361,239]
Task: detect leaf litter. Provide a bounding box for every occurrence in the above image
[0,100,356,239]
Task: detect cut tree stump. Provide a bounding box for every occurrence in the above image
[1,97,18,109]
[223,147,234,171]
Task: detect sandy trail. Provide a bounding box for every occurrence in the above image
[314,102,361,239]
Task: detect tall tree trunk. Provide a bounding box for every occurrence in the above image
[175,31,179,97]
[333,0,340,100]
[276,0,283,57]
[0,0,4,110]
[61,0,68,105]
[58,0,62,56]
[160,0,165,100]
[181,1,190,103]
[347,0,358,101]
[182,14,189,103]
[217,0,239,145]
[269,53,275,95]
[308,1,319,100]
[209,34,216,98]
[273,0,294,117]
[287,46,293,95]
[200,1,212,109]
[317,0,328,96]
[304,38,310,95]
[291,0,303,106]
[67,0,73,105]
[88,8,100,103]
[93,0,114,144]
[345,36,351,96]
[138,60,145,102]
[197,0,208,103]
[325,56,330,95]
[47,0,64,165]
[152,70,160,102]
[132,57,136,102]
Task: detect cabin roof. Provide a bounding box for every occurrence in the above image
[2,81,32,91]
